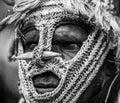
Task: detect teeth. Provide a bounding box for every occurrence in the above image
[12,51,61,60]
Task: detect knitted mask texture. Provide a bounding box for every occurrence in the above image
[1,0,120,103]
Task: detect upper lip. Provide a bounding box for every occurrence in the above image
[32,71,60,89]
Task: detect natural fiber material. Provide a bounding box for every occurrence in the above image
[0,0,120,51]
[0,0,120,103]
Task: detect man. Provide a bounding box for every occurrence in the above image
[1,0,120,103]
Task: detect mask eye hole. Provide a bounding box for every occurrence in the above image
[52,24,89,60]
[61,43,82,52]
[23,29,39,52]
[17,23,39,53]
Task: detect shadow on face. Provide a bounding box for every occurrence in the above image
[52,24,88,60]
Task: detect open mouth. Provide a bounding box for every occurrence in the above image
[32,71,60,94]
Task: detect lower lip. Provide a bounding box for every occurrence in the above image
[36,88,55,94]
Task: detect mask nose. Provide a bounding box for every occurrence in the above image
[33,49,62,67]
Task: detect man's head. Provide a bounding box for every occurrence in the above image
[1,0,120,103]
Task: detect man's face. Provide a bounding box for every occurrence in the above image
[21,23,88,93]
[16,1,110,102]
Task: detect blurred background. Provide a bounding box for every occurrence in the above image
[0,1,19,103]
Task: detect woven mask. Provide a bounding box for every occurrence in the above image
[1,0,120,103]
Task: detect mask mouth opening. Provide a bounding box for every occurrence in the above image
[32,71,61,94]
